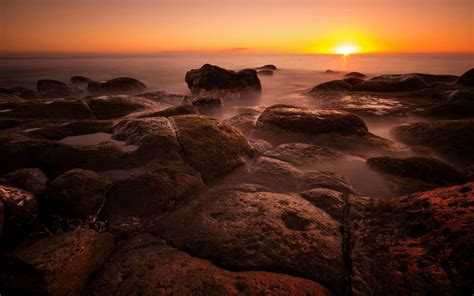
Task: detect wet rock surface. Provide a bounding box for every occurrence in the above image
[85,233,332,296]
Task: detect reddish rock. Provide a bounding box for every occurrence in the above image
[0,185,37,227]
[84,233,332,296]
[349,183,474,295]
[87,77,147,95]
[157,184,345,295]
[12,229,114,296]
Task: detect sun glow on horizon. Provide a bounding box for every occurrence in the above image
[334,44,359,55]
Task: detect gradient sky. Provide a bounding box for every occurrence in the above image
[1,0,473,54]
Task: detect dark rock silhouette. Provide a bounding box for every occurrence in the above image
[256,64,277,70]
[3,168,48,195]
[70,75,94,87]
[456,68,474,86]
[344,72,366,79]
[185,64,261,98]
[0,185,38,227]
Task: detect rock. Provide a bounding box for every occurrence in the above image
[171,115,253,182]
[70,76,94,87]
[415,73,458,84]
[257,70,274,76]
[0,99,93,119]
[421,89,474,119]
[255,105,398,157]
[344,72,366,79]
[366,156,468,185]
[263,143,345,169]
[44,169,107,217]
[0,87,38,100]
[236,156,303,192]
[185,64,262,98]
[0,185,37,227]
[84,233,331,296]
[349,183,474,295]
[36,79,83,98]
[299,171,355,193]
[257,105,368,135]
[191,96,223,116]
[352,74,429,92]
[223,109,261,136]
[101,163,204,233]
[4,168,48,195]
[12,229,114,296]
[310,80,352,92]
[300,188,344,222]
[87,77,147,95]
[86,95,155,119]
[156,184,345,295]
[138,104,198,118]
[390,120,474,167]
[248,139,273,154]
[456,68,474,86]
[256,64,277,70]
[343,77,365,85]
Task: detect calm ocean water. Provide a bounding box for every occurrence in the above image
[1,53,472,103]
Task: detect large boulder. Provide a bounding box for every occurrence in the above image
[36,79,83,98]
[171,115,253,182]
[421,89,474,119]
[84,233,331,296]
[11,229,114,296]
[255,105,399,157]
[44,169,107,217]
[390,120,474,167]
[0,185,37,227]
[156,184,346,295]
[349,183,474,295]
[352,74,429,92]
[185,64,262,98]
[257,105,368,135]
[87,77,147,95]
[456,68,474,86]
[101,163,204,234]
[4,168,48,195]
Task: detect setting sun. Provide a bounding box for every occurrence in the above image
[334,45,359,55]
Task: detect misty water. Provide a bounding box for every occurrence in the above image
[1,53,473,196]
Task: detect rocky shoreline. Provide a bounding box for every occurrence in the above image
[0,65,473,295]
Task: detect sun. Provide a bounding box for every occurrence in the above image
[334,44,359,55]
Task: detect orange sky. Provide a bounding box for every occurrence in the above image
[1,0,473,54]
